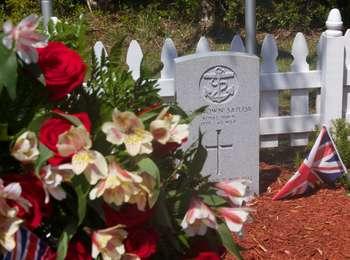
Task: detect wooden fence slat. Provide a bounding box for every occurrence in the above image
[260,114,320,135]
[230,34,246,52]
[126,40,143,81]
[260,71,320,91]
[196,36,210,53]
[260,34,279,148]
[290,32,310,146]
[93,41,108,66]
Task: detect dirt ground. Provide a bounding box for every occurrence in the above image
[226,162,350,260]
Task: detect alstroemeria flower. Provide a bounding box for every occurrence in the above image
[150,107,189,145]
[89,161,142,206]
[40,165,67,203]
[0,209,22,252]
[128,172,157,211]
[181,198,217,237]
[57,125,92,157]
[57,125,108,185]
[2,15,47,64]
[71,150,108,185]
[217,207,251,234]
[214,179,253,206]
[91,225,128,260]
[0,179,31,214]
[0,178,31,251]
[102,109,153,156]
[11,131,39,164]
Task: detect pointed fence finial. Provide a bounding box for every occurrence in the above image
[126,40,143,81]
[196,36,210,53]
[160,38,177,79]
[261,34,278,73]
[326,8,343,37]
[230,34,246,52]
[291,32,309,72]
[93,41,108,66]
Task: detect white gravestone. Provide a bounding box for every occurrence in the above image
[175,52,260,193]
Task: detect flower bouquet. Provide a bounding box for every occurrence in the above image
[0,15,253,260]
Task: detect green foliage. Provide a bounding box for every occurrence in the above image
[86,39,161,115]
[331,119,350,168]
[47,15,89,60]
[0,40,17,100]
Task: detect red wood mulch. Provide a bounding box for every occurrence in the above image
[226,162,350,260]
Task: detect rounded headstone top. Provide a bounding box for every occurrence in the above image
[326,8,343,37]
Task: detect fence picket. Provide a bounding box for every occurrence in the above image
[290,32,310,146]
[196,36,210,53]
[260,34,279,148]
[230,34,246,52]
[158,38,177,100]
[344,30,350,122]
[126,40,143,81]
[93,41,108,66]
[161,38,177,79]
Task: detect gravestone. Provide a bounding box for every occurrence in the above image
[175,52,260,193]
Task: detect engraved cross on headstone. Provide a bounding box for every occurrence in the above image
[205,129,233,176]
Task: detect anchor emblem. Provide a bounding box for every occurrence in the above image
[200,66,238,104]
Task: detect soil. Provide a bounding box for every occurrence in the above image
[226,162,350,260]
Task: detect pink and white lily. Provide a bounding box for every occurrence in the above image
[91,225,128,260]
[40,165,67,203]
[181,198,217,236]
[150,107,189,145]
[57,125,108,185]
[217,207,251,234]
[214,179,253,206]
[89,160,142,207]
[0,178,31,251]
[128,171,157,211]
[102,109,153,156]
[2,15,47,64]
[11,131,39,164]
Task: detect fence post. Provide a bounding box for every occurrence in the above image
[320,8,345,127]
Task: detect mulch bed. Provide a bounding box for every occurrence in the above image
[227,162,350,260]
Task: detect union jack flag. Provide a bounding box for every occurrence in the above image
[2,228,55,260]
[273,126,347,200]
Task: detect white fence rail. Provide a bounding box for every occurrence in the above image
[93,8,350,148]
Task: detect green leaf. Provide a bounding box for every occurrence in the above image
[56,223,77,260]
[183,105,208,124]
[72,175,90,225]
[109,36,127,68]
[52,111,83,127]
[27,111,50,132]
[217,222,243,260]
[188,132,207,175]
[137,157,160,185]
[34,143,54,175]
[199,193,227,207]
[0,44,17,100]
[137,157,160,207]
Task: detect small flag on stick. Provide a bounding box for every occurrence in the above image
[273,126,347,200]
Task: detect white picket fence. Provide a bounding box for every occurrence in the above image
[93,8,350,148]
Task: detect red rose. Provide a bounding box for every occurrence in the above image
[39,110,91,166]
[2,173,52,230]
[103,203,153,228]
[37,42,87,101]
[65,240,92,260]
[185,239,226,260]
[194,252,221,260]
[125,228,158,259]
